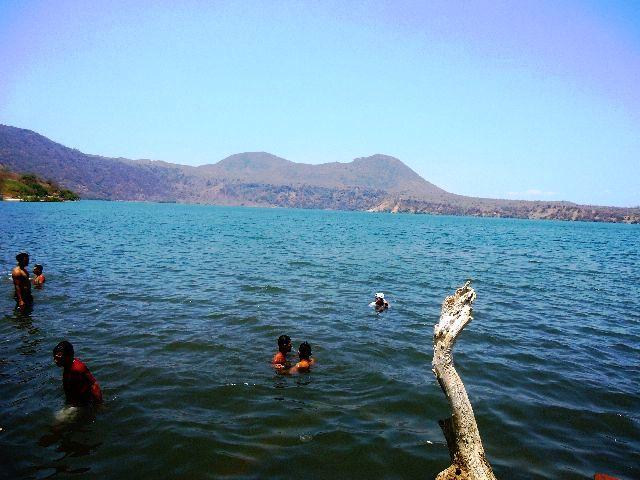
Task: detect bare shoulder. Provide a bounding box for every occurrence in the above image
[295,360,312,371]
[12,267,27,281]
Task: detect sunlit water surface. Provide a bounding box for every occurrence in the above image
[1,201,639,479]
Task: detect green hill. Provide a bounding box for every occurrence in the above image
[0,168,79,202]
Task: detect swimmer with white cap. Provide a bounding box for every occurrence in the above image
[369,292,389,312]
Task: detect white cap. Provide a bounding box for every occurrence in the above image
[375,292,384,299]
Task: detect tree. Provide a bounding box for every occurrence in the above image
[432,282,497,480]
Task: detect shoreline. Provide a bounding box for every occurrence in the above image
[3,197,639,225]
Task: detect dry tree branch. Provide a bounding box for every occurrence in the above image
[432,281,497,480]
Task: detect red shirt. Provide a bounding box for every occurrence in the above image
[63,358,98,405]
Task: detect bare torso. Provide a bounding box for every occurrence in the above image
[12,266,32,307]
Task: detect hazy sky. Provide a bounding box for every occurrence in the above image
[1,1,639,206]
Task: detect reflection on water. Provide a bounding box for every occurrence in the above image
[35,407,100,478]
[10,314,42,357]
[32,464,91,480]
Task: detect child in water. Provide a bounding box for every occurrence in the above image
[53,341,103,406]
[289,342,314,374]
[32,264,45,287]
[272,334,292,369]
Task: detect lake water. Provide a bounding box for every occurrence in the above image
[1,201,639,480]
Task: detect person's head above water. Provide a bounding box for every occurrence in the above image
[16,252,29,266]
[53,341,74,367]
[33,264,43,275]
[278,335,292,353]
[298,342,312,360]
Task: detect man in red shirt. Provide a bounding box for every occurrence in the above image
[53,341,103,406]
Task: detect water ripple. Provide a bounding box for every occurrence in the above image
[0,202,638,480]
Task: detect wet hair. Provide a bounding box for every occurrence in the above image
[34,264,43,272]
[53,341,74,358]
[277,335,291,351]
[16,252,29,262]
[298,342,312,360]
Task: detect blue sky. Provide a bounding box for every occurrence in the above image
[1,0,638,206]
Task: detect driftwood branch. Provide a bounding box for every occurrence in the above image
[432,281,497,480]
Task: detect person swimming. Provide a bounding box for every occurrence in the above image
[272,334,292,369]
[53,341,103,407]
[289,342,314,374]
[32,264,45,287]
[370,292,389,313]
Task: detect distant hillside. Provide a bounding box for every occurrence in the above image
[196,152,447,198]
[0,124,638,223]
[0,167,79,201]
[0,125,188,201]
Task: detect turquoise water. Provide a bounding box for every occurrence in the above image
[1,201,639,479]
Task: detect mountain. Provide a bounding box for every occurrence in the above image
[0,124,638,223]
[196,152,447,198]
[0,125,446,204]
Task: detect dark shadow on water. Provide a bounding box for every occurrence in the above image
[33,465,91,479]
[34,407,102,478]
[4,310,42,356]
[272,370,314,388]
[11,302,34,317]
[273,376,288,389]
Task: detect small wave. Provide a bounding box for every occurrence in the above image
[240,285,288,294]
[299,433,313,442]
[163,340,215,353]
[287,260,316,267]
